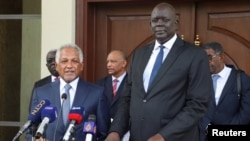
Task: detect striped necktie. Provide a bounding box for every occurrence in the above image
[112,79,119,98]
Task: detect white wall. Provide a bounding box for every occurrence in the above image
[41,0,76,77]
[20,2,75,139]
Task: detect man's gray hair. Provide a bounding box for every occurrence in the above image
[55,43,84,63]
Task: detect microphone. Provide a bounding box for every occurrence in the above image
[12,99,50,141]
[62,93,67,101]
[35,105,58,139]
[63,106,84,141]
[83,114,96,141]
[53,93,67,141]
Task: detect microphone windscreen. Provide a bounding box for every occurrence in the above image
[41,105,58,123]
[28,99,51,123]
[68,106,84,124]
[61,93,67,100]
[83,114,96,134]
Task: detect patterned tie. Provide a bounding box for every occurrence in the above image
[63,84,71,125]
[212,74,220,93]
[149,46,165,87]
[112,79,119,98]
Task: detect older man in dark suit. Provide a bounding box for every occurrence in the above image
[105,2,212,141]
[96,50,129,141]
[96,50,128,119]
[29,44,110,141]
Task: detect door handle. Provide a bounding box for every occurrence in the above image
[194,34,201,46]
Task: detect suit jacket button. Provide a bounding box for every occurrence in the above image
[143,99,147,103]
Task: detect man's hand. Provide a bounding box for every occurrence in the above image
[105,132,120,141]
[147,133,165,141]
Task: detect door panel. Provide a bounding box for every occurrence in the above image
[196,1,250,74]
[76,0,250,82]
[94,2,194,81]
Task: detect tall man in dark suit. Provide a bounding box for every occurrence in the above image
[105,2,212,141]
[29,49,59,112]
[29,43,110,141]
[199,42,250,141]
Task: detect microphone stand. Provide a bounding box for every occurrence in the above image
[43,124,47,140]
[31,125,37,141]
[71,126,76,141]
[35,124,48,140]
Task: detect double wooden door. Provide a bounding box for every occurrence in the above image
[76,0,250,82]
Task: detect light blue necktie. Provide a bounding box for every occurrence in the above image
[63,84,71,125]
[212,74,220,93]
[148,45,164,87]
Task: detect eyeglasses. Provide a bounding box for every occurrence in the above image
[208,54,217,61]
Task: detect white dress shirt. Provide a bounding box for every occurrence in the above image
[112,72,126,91]
[213,65,231,105]
[143,34,177,92]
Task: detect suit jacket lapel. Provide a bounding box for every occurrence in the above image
[217,70,235,105]
[111,73,128,106]
[51,81,61,110]
[50,81,66,128]
[137,43,154,95]
[107,76,116,106]
[139,43,154,76]
[72,79,88,107]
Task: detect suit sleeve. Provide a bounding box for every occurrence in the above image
[96,86,111,141]
[230,72,250,124]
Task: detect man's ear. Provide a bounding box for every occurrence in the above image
[220,53,225,60]
[81,63,84,71]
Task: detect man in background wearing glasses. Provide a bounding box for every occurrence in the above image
[199,41,250,141]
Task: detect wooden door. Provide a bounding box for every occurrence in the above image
[196,0,250,74]
[94,2,195,80]
[76,0,250,82]
[76,0,195,82]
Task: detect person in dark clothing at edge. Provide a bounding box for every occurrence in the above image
[199,41,250,141]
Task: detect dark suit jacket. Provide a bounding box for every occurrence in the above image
[199,65,250,141]
[28,75,54,112]
[109,36,212,141]
[29,78,110,141]
[34,75,52,88]
[96,74,128,118]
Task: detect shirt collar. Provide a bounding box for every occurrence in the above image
[154,33,177,50]
[213,65,232,79]
[112,72,126,82]
[60,77,79,92]
[51,75,59,81]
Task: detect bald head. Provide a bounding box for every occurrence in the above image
[107,50,127,78]
[150,2,178,44]
[152,3,176,15]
